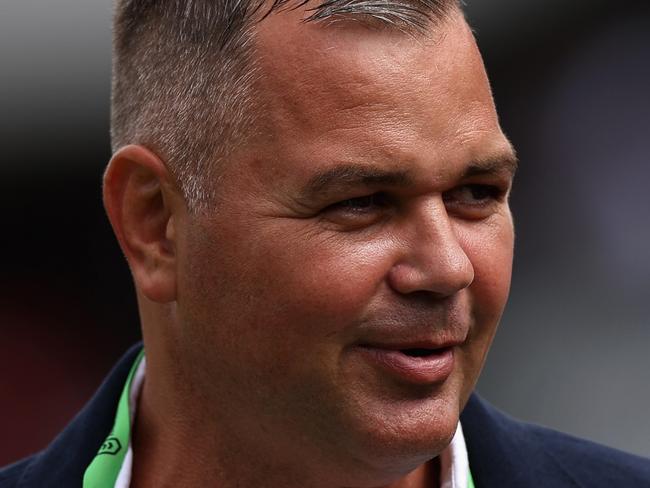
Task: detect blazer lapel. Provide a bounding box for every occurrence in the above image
[17,344,143,488]
[461,394,581,488]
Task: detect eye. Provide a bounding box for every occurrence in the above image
[328,193,388,213]
[451,184,502,203]
[444,184,504,204]
[321,192,391,228]
[443,184,506,218]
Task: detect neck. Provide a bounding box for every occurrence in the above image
[130,328,443,488]
[129,379,440,488]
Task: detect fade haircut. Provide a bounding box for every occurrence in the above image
[111,0,460,210]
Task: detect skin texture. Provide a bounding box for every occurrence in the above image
[104,7,516,488]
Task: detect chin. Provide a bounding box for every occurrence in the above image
[335,388,461,478]
[321,417,457,487]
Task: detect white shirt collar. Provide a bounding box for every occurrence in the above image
[114,355,146,488]
[115,359,471,488]
[440,422,471,488]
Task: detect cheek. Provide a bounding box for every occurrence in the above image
[459,217,514,354]
[181,215,397,353]
[453,218,514,401]
[248,230,395,331]
[460,215,514,307]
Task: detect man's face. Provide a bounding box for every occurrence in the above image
[174,8,515,485]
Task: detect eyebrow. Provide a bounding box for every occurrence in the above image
[301,150,519,199]
[463,151,519,179]
[303,165,413,197]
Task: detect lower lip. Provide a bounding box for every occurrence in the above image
[356,346,455,385]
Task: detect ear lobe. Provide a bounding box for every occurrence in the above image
[103,145,181,303]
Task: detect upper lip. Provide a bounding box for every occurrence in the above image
[352,306,470,351]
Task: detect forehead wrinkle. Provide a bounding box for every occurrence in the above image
[252,7,452,113]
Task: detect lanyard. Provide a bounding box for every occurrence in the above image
[82,349,476,488]
[83,349,144,488]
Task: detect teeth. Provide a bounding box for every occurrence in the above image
[402,348,435,357]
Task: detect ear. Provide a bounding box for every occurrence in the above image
[103,145,183,303]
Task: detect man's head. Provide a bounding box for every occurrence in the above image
[104,1,517,486]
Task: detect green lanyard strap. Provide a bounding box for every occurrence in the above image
[468,468,476,488]
[83,349,145,488]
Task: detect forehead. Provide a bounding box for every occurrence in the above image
[248,8,510,183]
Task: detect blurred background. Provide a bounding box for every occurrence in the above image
[1,0,648,465]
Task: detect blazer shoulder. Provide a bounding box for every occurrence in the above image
[0,455,38,488]
[462,394,650,487]
[525,421,650,486]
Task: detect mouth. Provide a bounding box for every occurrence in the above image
[354,343,457,385]
[400,347,442,357]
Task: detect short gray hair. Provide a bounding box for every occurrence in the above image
[111,0,460,210]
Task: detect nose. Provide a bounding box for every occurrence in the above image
[388,200,474,298]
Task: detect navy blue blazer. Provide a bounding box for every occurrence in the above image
[2,344,649,487]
